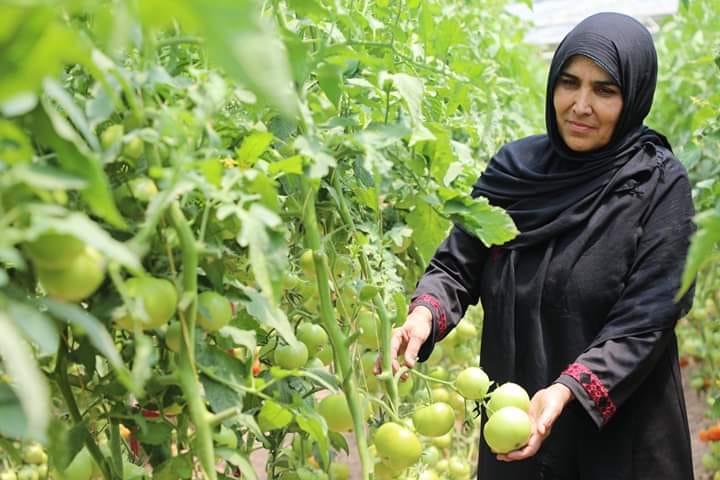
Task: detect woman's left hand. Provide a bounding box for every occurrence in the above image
[496,383,573,462]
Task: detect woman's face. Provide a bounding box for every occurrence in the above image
[553,55,623,152]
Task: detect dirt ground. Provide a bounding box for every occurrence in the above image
[250,366,713,479]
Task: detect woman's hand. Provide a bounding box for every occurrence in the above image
[374,306,432,380]
[496,383,573,462]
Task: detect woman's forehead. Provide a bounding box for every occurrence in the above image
[561,55,615,82]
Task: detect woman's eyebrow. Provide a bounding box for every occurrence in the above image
[559,72,619,87]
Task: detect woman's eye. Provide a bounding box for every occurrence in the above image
[559,77,577,87]
[597,87,617,96]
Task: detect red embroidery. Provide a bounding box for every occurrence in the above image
[562,363,617,423]
[409,294,447,337]
[490,246,502,262]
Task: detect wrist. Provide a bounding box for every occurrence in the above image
[410,305,433,326]
[550,382,574,406]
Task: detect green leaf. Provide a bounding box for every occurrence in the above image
[130,333,155,394]
[40,299,135,393]
[0,119,33,165]
[33,107,126,228]
[317,63,343,106]
[154,454,194,480]
[200,376,244,422]
[217,326,257,352]
[0,312,50,441]
[295,407,330,466]
[678,209,720,296]
[186,0,299,118]
[391,73,435,145]
[237,204,288,305]
[269,155,303,176]
[237,285,297,345]
[0,382,28,439]
[0,10,86,104]
[10,164,87,190]
[405,199,449,264]
[216,448,257,480]
[135,418,174,445]
[294,135,336,179]
[7,301,59,357]
[442,195,519,247]
[43,78,100,152]
[236,131,273,166]
[257,400,293,430]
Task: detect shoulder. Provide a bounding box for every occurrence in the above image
[654,146,691,193]
[497,134,549,155]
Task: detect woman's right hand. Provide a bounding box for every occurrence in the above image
[373,305,433,380]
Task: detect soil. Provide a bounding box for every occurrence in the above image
[250,366,713,479]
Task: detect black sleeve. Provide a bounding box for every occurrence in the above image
[555,165,695,428]
[409,225,488,362]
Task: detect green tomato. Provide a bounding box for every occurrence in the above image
[116,276,178,330]
[412,402,455,437]
[329,462,350,480]
[25,232,85,270]
[212,424,238,449]
[483,406,531,454]
[317,345,334,365]
[63,448,93,480]
[122,136,144,160]
[431,387,450,403]
[197,291,233,332]
[425,344,444,366]
[299,249,315,277]
[448,457,471,479]
[455,367,490,400]
[274,342,309,370]
[101,124,124,149]
[373,422,422,471]
[428,366,449,381]
[357,309,380,349]
[419,471,440,480]
[297,322,329,356]
[431,432,453,449]
[486,382,530,415]
[397,373,414,396]
[22,444,47,465]
[165,322,182,353]
[318,393,354,432]
[435,459,449,472]
[454,320,478,340]
[15,468,36,480]
[421,446,441,466]
[37,247,105,302]
[448,344,474,364]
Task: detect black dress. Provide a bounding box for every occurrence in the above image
[410,147,695,479]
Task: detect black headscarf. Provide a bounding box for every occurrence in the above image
[472,12,671,249]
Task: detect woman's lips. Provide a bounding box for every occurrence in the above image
[566,120,595,133]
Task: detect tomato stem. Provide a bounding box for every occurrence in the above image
[331,172,400,413]
[55,334,113,480]
[299,178,372,480]
[169,202,217,480]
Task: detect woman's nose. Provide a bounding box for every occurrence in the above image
[572,89,593,116]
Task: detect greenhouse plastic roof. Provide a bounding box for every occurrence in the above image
[507,0,680,46]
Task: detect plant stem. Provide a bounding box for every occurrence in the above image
[109,419,124,479]
[331,173,400,412]
[55,335,113,480]
[169,202,217,480]
[299,178,372,480]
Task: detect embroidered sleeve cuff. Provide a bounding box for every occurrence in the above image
[559,363,617,427]
[409,294,447,338]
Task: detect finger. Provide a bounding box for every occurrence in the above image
[376,329,405,374]
[403,333,425,368]
[498,432,543,462]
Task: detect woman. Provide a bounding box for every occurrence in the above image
[384,12,695,480]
